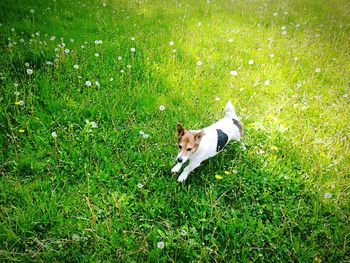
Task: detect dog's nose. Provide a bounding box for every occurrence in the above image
[177,157,183,163]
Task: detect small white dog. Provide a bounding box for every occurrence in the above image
[171,101,243,182]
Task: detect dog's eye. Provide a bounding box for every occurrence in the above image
[187,148,192,151]
[178,145,182,149]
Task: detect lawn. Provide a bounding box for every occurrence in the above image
[0,0,349,261]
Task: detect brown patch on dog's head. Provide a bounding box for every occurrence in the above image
[176,124,204,161]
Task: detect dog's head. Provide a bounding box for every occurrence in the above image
[176,123,203,163]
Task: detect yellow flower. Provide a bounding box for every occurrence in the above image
[271,146,278,151]
[224,170,230,175]
[215,175,223,180]
[15,101,20,105]
[19,129,25,133]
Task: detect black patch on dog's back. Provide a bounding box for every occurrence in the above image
[216,129,228,152]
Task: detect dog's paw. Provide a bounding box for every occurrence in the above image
[171,167,179,174]
[177,174,187,183]
[171,164,182,174]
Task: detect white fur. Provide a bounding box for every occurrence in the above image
[172,101,243,182]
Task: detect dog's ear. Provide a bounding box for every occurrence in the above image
[194,130,204,144]
[177,123,185,137]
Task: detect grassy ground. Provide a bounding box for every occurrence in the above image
[0,0,349,261]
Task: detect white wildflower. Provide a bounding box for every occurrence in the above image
[91,121,97,128]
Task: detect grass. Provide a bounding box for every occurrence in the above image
[0,0,349,261]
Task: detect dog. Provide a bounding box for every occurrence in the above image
[171,100,243,182]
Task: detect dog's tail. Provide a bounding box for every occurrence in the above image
[225,100,238,120]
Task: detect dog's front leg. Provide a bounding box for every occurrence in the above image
[177,162,200,182]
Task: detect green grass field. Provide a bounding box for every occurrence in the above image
[1,0,349,261]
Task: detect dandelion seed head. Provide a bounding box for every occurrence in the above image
[159,105,166,111]
[85,81,92,87]
[130,47,136,53]
[324,192,332,199]
[315,68,321,73]
[230,70,237,76]
[196,61,202,66]
[73,64,79,69]
[248,59,254,65]
[51,131,57,138]
[157,241,165,249]
[26,69,33,75]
